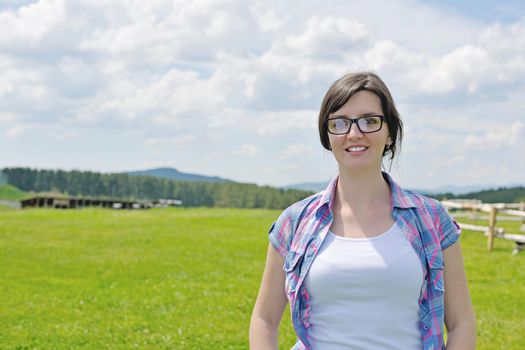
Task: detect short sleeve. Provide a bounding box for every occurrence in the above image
[437,204,462,250]
[268,208,294,258]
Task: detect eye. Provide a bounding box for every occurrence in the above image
[329,118,349,130]
[364,117,379,125]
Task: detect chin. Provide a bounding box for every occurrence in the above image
[337,159,382,172]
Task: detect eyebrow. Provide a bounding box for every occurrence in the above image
[330,112,382,118]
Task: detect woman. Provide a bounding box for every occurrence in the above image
[249,72,476,349]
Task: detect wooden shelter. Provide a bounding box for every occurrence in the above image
[21,196,149,209]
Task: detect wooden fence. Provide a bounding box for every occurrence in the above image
[441,199,525,255]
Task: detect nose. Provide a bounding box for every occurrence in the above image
[347,121,363,138]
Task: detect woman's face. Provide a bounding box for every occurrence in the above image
[328,90,391,173]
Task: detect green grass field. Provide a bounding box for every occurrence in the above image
[0,207,524,349]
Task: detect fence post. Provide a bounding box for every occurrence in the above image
[469,204,478,220]
[520,209,525,232]
[487,206,497,251]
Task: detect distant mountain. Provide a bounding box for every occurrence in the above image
[411,185,492,195]
[125,167,233,183]
[415,184,501,196]
[416,181,525,195]
[452,186,525,203]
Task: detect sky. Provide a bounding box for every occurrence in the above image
[1,0,524,190]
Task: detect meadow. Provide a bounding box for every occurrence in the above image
[0,206,524,349]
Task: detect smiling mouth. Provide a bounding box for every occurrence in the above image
[346,146,369,152]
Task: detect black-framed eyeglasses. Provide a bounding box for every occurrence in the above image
[325,115,384,135]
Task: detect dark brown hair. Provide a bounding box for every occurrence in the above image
[318,71,403,162]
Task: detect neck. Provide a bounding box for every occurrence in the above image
[335,166,391,212]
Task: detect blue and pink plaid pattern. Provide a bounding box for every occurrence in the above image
[269,171,461,350]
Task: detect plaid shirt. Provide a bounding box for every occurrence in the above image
[268,171,461,350]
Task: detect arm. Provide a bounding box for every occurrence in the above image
[249,243,289,350]
[443,241,476,349]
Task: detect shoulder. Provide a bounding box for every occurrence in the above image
[385,172,445,217]
[278,191,324,225]
[400,187,446,217]
[268,191,324,257]
[400,187,461,247]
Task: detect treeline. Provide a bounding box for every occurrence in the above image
[1,167,314,209]
[430,187,525,203]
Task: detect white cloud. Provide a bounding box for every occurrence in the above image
[201,141,261,163]
[48,129,77,141]
[6,124,27,139]
[415,45,492,94]
[0,65,46,101]
[0,113,16,123]
[0,0,65,43]
[238,144,259,156]
[280,144,315,159]
[276,16,368,60]
[464,121,524,149]
[255,10,283,32]
[250,110,318,135]
[144,134,197,146]
[364,40,425,71]
[478,20,525,54]
[66,67,230,129]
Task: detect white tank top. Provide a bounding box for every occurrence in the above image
[304,222,424,350]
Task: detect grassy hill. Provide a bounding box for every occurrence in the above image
[0,184,30,201]
[0,208,523,349]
